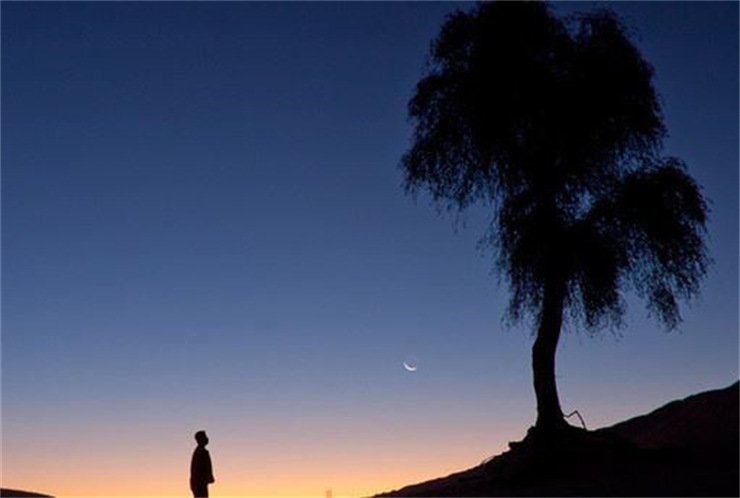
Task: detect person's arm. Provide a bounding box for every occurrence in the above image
[206,451,215,483]
[190,451,197,487]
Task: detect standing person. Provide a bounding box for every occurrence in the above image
[190,430,215,498]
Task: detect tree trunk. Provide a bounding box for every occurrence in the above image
[532,277,567,432]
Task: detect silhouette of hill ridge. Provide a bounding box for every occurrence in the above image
[0,489,54,497]
[376,381,739,497]
[599,382,739,454]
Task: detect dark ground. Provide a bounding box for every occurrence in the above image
[376,382,739,497]
[0,490,54,498]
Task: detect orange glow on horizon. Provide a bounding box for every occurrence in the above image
[2,429,512,498]
[3,397,525,498]
[3,456,496,498]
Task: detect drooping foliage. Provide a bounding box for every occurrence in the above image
[402,1,709,333]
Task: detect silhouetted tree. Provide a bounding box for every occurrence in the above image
[402,1,709,434]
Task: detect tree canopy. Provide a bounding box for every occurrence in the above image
[402,1,709,336]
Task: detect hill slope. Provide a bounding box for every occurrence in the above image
[601,382,739,455]
[0,489,54,497]
[377,382,739,497]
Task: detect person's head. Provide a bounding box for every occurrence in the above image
[195,430,209,447]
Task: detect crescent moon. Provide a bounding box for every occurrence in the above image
[403,361,417,372]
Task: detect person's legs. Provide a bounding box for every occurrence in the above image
[191,483,208,498]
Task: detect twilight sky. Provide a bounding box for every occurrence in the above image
[1,2,737,497]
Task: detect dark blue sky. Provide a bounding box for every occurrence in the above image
[2,2,737,496]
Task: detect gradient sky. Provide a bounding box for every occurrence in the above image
[1,2,737,497]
